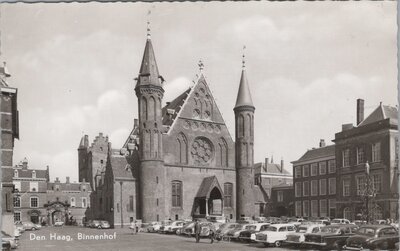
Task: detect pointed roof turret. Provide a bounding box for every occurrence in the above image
[136,33,162,88]
[234,53,254,109]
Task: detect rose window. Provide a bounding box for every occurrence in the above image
[191,137,213,165]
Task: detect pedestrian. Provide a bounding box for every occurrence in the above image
[130,221,137,235]
[194,219,201,243]
[209,224,216,244]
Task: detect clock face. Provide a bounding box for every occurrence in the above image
[191,137,214,165]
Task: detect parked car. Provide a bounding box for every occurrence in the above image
[163,221,185,234]
[181,222,195,236]
[145,222,162,233]
[352,220,367,226]
[239,223,270,242]
[288,218,305,226]
[226,224,252,241]
[284,224,324,247]
[373,219,389,225]
[254,223,296,247]
[303,224,358,250]
[1,231,18,249]
[23,222,41,231]
[84,220,92,228]
[54,221,64,227]
[330,218,351,225]
[344,225,399,250]
[199,222,217,238]
[2,240,11,251]
[254,217,266,223]
[216,223,240,237]
[90,220,101,228]
[99,220,110,229]
[14,222,25,234]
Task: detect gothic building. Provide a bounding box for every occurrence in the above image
[81,33,268,225]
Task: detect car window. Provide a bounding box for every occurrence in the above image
[380,228,398,237]
[287,226,295,231]
[266,226,277,231]
[297,227,308,233]
[279,227,287,232]
[312,227,320,233]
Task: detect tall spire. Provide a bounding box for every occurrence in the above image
[234,47,254,109]
[136,27,161,88]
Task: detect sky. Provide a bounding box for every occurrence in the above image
[2,2,397,182]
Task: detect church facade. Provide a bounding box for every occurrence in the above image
[80,34,268,225]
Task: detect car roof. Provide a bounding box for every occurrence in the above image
[269,223,295,228]
[358,225,396,229]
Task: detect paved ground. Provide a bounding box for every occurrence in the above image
[18,226,299,251]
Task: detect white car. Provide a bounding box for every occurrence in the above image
[254,223,296,247]
[284,224,324,247]
[239,223,270,242]
[164,221,185,234]
[54,221,64,227]
[330,218,351,225]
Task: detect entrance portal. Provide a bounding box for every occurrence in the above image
[192,176,224,218]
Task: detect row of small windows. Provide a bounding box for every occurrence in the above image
[237,114,254,138]
[13,196,89,209]
[141,96,162,121]
[343,174,381,197]
[295,199,336,218]
[14,181,86,193]
[342,142,381,168]
[14,170,36,178]
[295,178,336,197]
[294,160,336,178]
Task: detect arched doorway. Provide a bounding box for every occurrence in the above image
[44,200,70,226]
[192,176,224,218]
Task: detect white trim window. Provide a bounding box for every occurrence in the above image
[70,197,76,207]
[356,176,365,196]
[311,180,318,196]
[295,201,302,217]
[311,163,318,176]
[356,147,365,165]
[372,174,382,193]
[319,162,327,175]
[302,165,310,177]
[295,182,302,198]
[343,178,350,197]
[30,196,39,208]
[372,142,381,162]
[320,199,327,217]
[303,201,309,217]
[319,179,327,196]
[14,212,21,222]
[311,200,318,217]
[328,177,336,195]
[303,181,309,197]
[342,149,350,167]
[295,166,301,178]
[328,160,336,173]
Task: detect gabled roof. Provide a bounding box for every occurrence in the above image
[161,88,191,127]
[254,162,291,175]
[47,182,91,191]
[195,176,222,199]
[358,104,398,126]
[293,145,335,163]
[109,155,134,180]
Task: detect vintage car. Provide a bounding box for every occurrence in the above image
[163,221,185,234]
[225,224,253,241]
[54,220,64,227]
[330,218,351,225]
[303,224,358,250]
[99,220,110,229]
[157,220,173,233]
[181,222,195,236]
[215,223,241,237]
[343,225,399,250]
[199,222,218,238]
[284,224,324,247]
[145,222,162,233]
[239,223,270,242]
[1,231,18,249]
[254,223,296,247]
[22,222,41,231]
[90,220,101,228]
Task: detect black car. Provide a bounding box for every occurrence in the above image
[303,224,358,250]
[344,225,399,250]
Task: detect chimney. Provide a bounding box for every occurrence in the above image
[22,158,28,169]
[280,159,284,173]
[319,139,326,148]
[264,158,269,172]
[66,176,70,184]
[357,99,364,125]
[342,123,354,131]
[134,119,138,128]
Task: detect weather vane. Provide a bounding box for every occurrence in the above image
[198,59,204,72]
[242,45,246,69]
[146,10,151,39]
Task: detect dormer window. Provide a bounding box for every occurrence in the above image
[14,170,18,178]
[32,170,36,178]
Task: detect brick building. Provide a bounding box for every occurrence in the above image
[292,140,336,218]
[334,99,398,221]
[12,158,91,226]
[82,34,268,225]
[270,184,294,217]
[1,62,19,235]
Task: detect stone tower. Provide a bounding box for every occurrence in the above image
[135,33,166,222]
[78,135,89,183]
[234,60,256,219]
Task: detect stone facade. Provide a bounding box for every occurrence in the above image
[1,63,19,236]
[84,35,268,225]
[334,99,398,221]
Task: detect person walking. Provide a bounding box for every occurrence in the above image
[130,220,137,235]
[209,224,216,244]
[194,219,201,243]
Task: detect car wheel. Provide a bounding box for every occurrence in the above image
[98,226,101,229]
[333,241,342,250]
[274,241,282,247]
[32,227,36,231]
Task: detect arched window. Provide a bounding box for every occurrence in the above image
[148,96,155,121]
[224,183,233,208]
[219,138,228,167]
[70,197,76,207]
[141,97,147,120]
[14,170,18,178]
[172,181,182,207]
[32,170,36,179]
[343,207,351,220]
[177,133,188,164]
